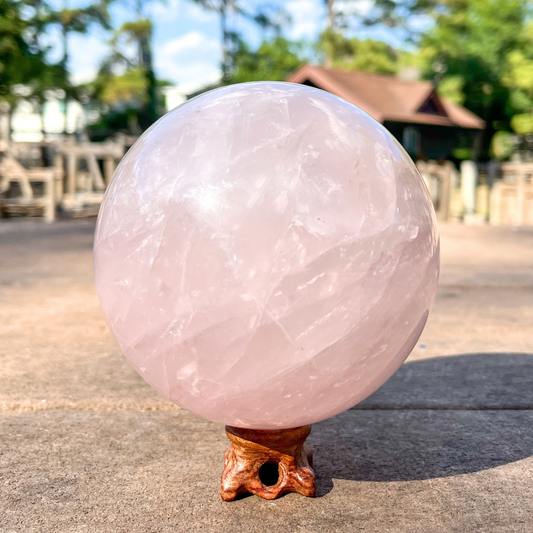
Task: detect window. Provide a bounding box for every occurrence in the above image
[403,126,420,155]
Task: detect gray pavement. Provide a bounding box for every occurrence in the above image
[1,220,533,532]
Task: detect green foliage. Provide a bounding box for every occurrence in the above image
[229,37,305,83]
[190,1,291,80]
[87,107,143,138]
[508,88,533,113]
[510,113,533,135]
[419,0,533,155]
[323,0,404,32]
[452,147,472,160]
[86,72,169,137]
[120,19,153,41]
[318,30,399,74]
[491,130,517,160]
[95,0,161,131]
[44,3,111,33]
[0,0,48,104]
[5,0,533,153]
[99,68,147,105]
[437,75,465,105]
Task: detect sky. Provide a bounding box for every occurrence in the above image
[44,0,414,94]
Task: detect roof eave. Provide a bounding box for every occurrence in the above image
[384,114,485,129]
[287,65,385,123]
[287,64,485,130]
[410,84,436,114]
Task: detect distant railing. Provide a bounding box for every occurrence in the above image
[3,144,533,226]
[490,162,533,226]
[57,139,125,216]
[0,136,132,221]
[0,141,63,222]
[416,160,457,223]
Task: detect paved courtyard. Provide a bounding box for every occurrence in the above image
[1,220,532,532]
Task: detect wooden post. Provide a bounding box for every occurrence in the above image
[460,160,477,216]
[88,154,105,190]
[439,163,452,222]
[517,170,526,226]
[54,154,64,205]
[104,156,115,185]
[44,173,55,223]
[487,160,499,223]
[489,181,502,225]
[67,153,76,196]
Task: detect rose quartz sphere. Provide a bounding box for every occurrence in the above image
[94,82,439,429]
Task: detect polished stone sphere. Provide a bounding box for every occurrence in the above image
[94,82,439,429]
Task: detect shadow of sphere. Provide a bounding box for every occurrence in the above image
[311,353,533,493]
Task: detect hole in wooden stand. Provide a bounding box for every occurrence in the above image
[258,461,280,486]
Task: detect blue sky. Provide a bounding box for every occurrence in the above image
[44,0,417,93]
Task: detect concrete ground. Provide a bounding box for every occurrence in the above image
[1,220,532,532]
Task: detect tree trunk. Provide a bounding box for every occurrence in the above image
[134,0,157,130]
[326,0,335,30]
[0,102,11,145]
[139,34,158,129]
[40,96,46,139]
[40,96,48,166]
[62,27,70,136]
[61,0,69,137]
[220,1,228,81]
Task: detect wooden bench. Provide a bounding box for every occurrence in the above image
[0,143,63,222]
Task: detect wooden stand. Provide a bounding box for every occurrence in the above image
[221,425,316,501]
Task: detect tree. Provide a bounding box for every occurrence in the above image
[318,30,401,74]
[0,0,51,138]
[322,0,434,35]
[229,36,305,84]
[87,2,175,137]
[324,0,335,29]
[191,0,289,81]
[501,31,533,136]
[418,0,533,157]
[89,0,164,132]
[118,17,157,128]
[87,67,153,136]
[318,0,434,68]
[40,0,112,134]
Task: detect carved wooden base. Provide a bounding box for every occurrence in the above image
[221,425,316,501]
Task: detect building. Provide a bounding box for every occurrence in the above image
[9,86,187,143]
[160,86,186,112]
[288,65,485,161]
[11,98,87,142]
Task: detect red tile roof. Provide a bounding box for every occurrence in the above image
[287,64,485,130]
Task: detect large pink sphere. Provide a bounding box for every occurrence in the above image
[94,82,439,429]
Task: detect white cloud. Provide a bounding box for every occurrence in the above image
[59,25,220,93]
[148,0,179,20]
[155,31,221,91]
[286,0,323,39]
[150,0,180,21]
[186,2,216,23]
[335,0,373,18]
[408,14,433,32]
[175,63,221,94]
[160,30,214,56]
[68,33,109,85]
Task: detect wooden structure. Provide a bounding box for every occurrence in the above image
[221,425,315,501]
[288,65,485,160]
[416,160,457,222]
[0,137,127,221]
[0,142,63,222]
[59,139,124,215]
[490,162,533,226]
